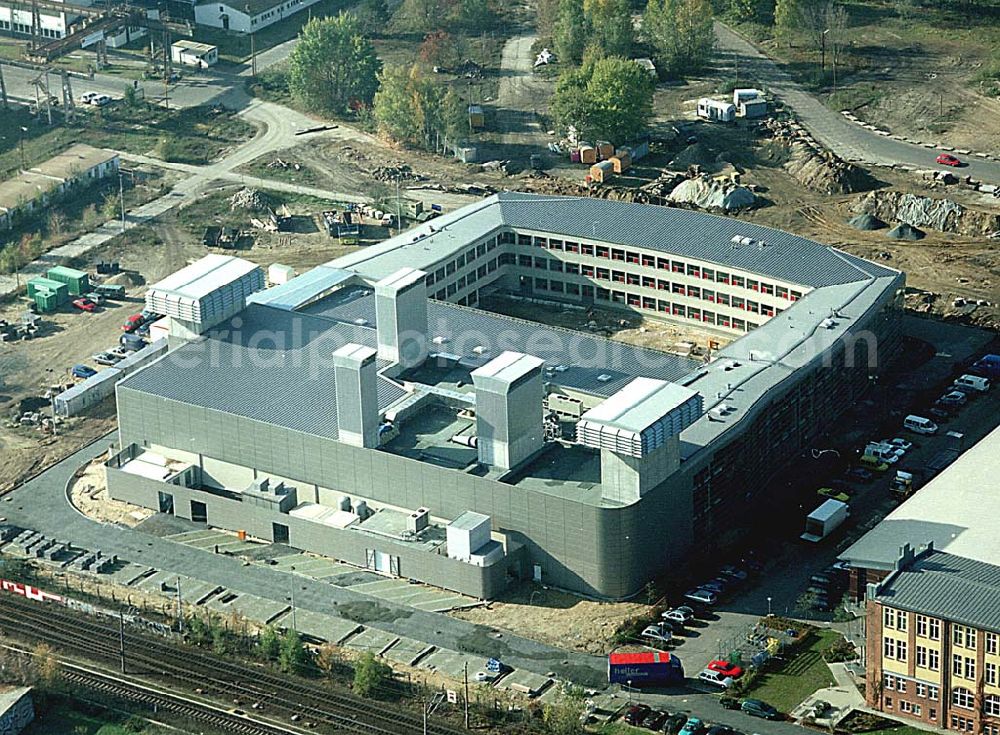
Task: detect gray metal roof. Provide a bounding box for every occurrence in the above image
[301,289,701,397]
[875,551,1000,634]
[333,193,896,288]
[118,304,405,439]
[841,424,1000,570]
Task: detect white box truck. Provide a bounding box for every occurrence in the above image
[800,499,849,543]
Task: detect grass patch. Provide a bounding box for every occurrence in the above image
[237,151,323,187]
[741,628,842,712]
[0,104,254,177]
[22,699,167,735]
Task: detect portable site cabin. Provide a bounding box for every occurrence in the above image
[579,145,597,164]
[732,88,764,107]
[697,98,736,123]
[46,266,89,295]
[739,98,768,118]
[468,105,485,130]
[596,141,614,160]
[590,161,615,183]
[27,277,70,312]
[170,40,219,68]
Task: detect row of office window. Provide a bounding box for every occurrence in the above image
[884,673,939,699]
[515,232,804,301]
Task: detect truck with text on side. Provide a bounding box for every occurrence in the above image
[608,651,684,687]
[890,470,918,500]
[800,499,849,543]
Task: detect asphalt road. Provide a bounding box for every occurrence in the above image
[714,22,1000,185]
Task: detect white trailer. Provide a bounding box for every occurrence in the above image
[697,98,736,123]
[800,499,849,542]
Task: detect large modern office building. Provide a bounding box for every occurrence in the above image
[107,193,904,599]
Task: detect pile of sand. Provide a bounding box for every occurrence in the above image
[848,213,886,230]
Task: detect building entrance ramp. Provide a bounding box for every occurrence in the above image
[342,627,400,656]
[383,636,435,666]
[271,608,361,643]
[347,578,480,612]
[204,591,289,624]
[134,570,220,605]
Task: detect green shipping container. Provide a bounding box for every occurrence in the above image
[46,266,89,295]
[34,291,61,313]
[27,277,69,301]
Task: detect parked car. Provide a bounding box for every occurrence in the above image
[698,668,734,688]
[844,467,874,483]
[108,346,128,360]
[661,608,692,624]
[936,153,961,167]
[707,659,743,678]
[84,292,105,305]
[80,91,98,104]
[706,726,736,735]
[719,565,749,582]
[641,624,673,644]
[625,704,652,726]
[141,309,163,322]
[928,406,951,421]
[664,714,688,734]
[700,578,729,594]
[683,588,718,606]
[71,364,97,379]
[937,390,967,407]
[92,352,121,366]
[645,711,670,731]
[72,297,97,312]
[91,94,112,107]
[719,696,741,710]
[817,486,851,503]
[883,438,913,452]
[122,314,145,332]
[679,717,704,735]
[741,699,780,720]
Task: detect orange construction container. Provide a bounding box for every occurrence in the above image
[596,140,614,159]
[238,530,247,541]
[610,152,632,173]
[590,161,615,183]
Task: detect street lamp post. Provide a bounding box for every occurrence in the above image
[821,29,829,74]
[767,596,773,616]
[627,680,632,705]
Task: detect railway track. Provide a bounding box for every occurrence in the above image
[0,595,465,735]
[61,666,304,735]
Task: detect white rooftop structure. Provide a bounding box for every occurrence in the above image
[146,255,264,326]
[841,424,1000,570]
[577,378,703,458]
[470,351,546,391]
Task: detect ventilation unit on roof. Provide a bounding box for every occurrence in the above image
[821,318,837,329]
[472,345,488,354]
[730,235,743,244]
[553,365,568,372]
[432,336,449,345]
[353,318,368,326]
[596,374,613,383]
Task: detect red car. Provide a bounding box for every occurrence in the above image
[122,314,145,332]
[936,153,961,167]
[708,659,744,678]
[72,297,97,312]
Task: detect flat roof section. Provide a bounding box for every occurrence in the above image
[841,424,1000,570]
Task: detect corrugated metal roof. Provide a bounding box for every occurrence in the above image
[248,266,356,311]
[149,254,260,302]
[302,289,700,397]
[331,193,896,287]
[875,551,1000,634]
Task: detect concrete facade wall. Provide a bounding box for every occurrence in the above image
[106,453,519,599]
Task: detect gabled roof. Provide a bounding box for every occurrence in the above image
[875,550,1000,634]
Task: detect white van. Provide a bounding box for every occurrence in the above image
[954,374,990,393]
[904,415,938,435]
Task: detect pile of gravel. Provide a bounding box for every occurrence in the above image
[886,222,925,240]
[848,213,886,231]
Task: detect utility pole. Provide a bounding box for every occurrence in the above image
[176,576,183,633]
[0,64,8,110]
[463,662,469,729]
[119,610,126,673]
[422,700,428,735]
[119,171,126,232]
[18,126,26,170]
[289,577,297,631]
[395,176,401,233]
[246,4,256,78]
